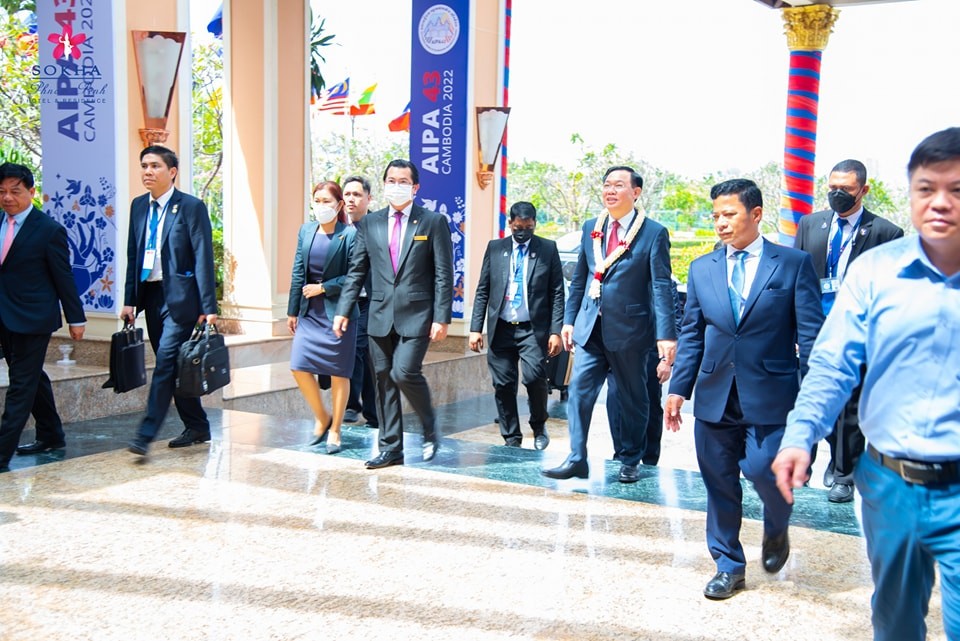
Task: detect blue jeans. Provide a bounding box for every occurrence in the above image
[856,452,960,641]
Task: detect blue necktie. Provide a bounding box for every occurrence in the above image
[511,244,526,309]
[822,218,848,315]
[728,250,747,324]
[141,200,160,281]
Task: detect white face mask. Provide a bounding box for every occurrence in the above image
[313,204,338,224]
[383,183,414,208]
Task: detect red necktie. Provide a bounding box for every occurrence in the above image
[606,219,620,256]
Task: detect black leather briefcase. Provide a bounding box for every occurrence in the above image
[102,322,147,393]
[175,323,231,397]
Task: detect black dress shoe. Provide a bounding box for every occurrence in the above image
[365,451,404,469]
[823,467,835,488]
[703,571,745,599]
[618,464,640,483]
[16,440,66,455]
[128,439,149,456]
[169,429,212,448]
[422,439,438,462]
[762,530,790,573]
[534,433,550,451]
[828,482,855,503]
[541,459,589,480]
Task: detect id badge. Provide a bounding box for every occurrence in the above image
[508,281,521,300]
[820,277,839,294]
[142,249,156,272]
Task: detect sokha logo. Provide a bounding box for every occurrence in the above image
[48,25,86,61]
[418,5,460,55]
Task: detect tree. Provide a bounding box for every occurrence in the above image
[0,11,40,170]
[310,130,408,199]
[308,11,336,100]
[0,1,34,14]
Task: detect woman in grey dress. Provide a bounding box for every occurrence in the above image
[287,181,358,453]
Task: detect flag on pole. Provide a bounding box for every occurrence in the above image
[349,83,377,116]
[388,101,410,132]
[315,78,350,114]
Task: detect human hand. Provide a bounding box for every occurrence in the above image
[332,315,349,338]
[468,332,484,352]
[547,334,562,358]
[664,394,684,432]
[120,306,136,324]
[430,322,448,342]
[657,339,677,366]
[772,447,811,505]
[656,358,672,384]
[560,324,574,352]
[287,316,298,335]
[69,325,85,340]
[303,283,324,298]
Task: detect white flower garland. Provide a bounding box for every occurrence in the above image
[587,206,646,299]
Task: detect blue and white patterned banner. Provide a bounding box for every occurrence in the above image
[410,0,469,318]
[37,0,118,314]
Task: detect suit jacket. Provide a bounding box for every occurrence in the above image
[287,220,358,322]
[470,235,564,350]
[0,206,85,334]
[337,204,453,338]
[669,239,824,426]
[794,208,904,279]
[565,213,677,352]
[123,188,217,326]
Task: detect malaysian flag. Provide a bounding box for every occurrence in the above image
[315,78,349,114]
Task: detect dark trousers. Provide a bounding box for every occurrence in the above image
[567,318,650,467]
[606,350,662,464]
[368,329,434,453]
[694,384,791,574]
[824,382,865,484]
[0,323,63,464]
[346,298,378,426]
[487,320,549,445]
[137,282,208,441]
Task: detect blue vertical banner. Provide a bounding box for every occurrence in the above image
[37,0,118,314]
[410,0,469,319]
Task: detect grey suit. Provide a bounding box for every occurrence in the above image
[794,207,904,484]
[337,204,453,453]
[470,235,564,444]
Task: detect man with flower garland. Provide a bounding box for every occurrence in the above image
[542,166,677,484]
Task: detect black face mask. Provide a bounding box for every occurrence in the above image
[512,228,533,244]
[827,189,858,214]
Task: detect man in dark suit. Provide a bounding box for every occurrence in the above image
[666,178,823,600]
[0,163,86,470]
[542,166,678,484]
[794,159,904,503]
[469,201,564,450]
[334,159,453,469]
[340,175,378,429]
[121,146,218,457]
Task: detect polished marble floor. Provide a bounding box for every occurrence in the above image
[0,394,945,640]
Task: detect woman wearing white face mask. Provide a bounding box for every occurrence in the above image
[287,181,359,453]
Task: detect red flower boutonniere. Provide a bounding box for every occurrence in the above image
[590,230,603,240]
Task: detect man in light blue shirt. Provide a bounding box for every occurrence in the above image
[773,127,960,641]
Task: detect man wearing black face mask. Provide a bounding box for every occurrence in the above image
[794,159,903,502]
[470,201,565,449]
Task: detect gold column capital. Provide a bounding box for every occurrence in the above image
[782,5,840,51]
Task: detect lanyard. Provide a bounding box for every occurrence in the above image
[147,199,171,245]
[827,217,861,278]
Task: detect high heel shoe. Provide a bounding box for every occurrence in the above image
[326,428,342,454]
[308,417,332,446]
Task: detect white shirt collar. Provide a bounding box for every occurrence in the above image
[835,206,863,228]
[726,234,764,259]
[151,185,175,210]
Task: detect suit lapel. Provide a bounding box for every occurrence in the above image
[525,236,540,285]
[133,196,149,257]
[323,221,346,272]
[396,205,422,275]
[808,212,831,275]
[708,249,737,331]
[159,189,180,249]
[3,208,41,266]
[740,240,778,324]
[846,209,875,267]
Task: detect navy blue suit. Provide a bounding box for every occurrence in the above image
[564,213,677,468]
[0,207,85,465]
[669,239,823,574]
[123,188,217,443]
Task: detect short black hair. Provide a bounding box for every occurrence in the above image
[509,201,537,222]
[830,159,867,187]
[908,127,960,178]
[710,178,762,212]
[0,162,35,189]
[140,145,179,170]
[602,166,643,190]
[382,159,420,185]
[342,175,371,194]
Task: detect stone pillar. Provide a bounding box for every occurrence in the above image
[218,0,308,336]
[778,4,839,244]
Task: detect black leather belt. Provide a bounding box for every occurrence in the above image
[867,444,960,485]
[499,319,531,327]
